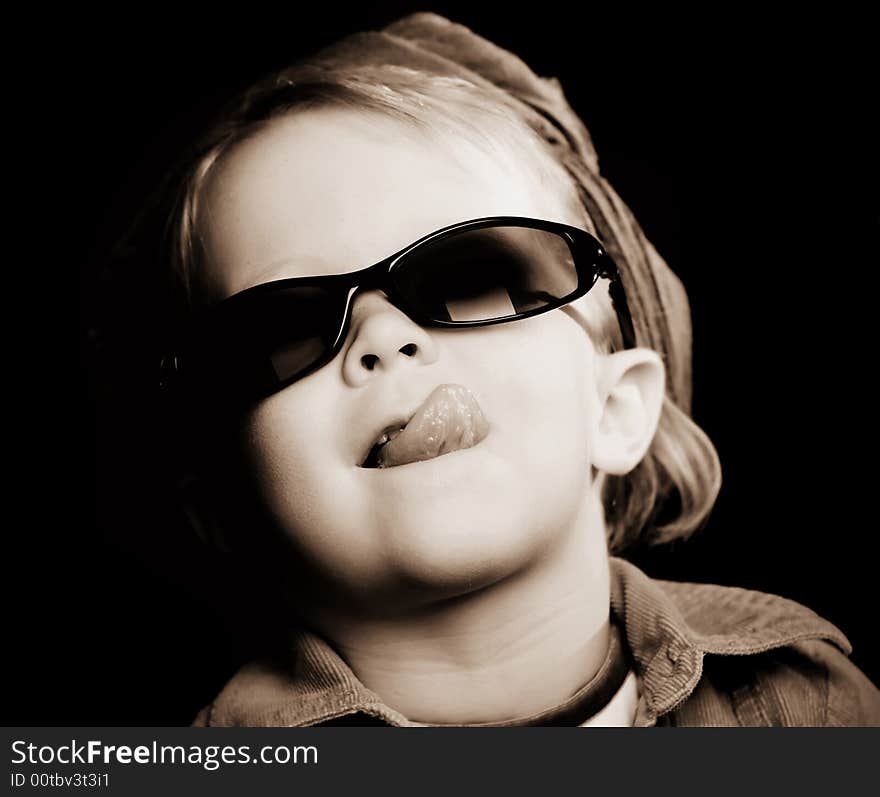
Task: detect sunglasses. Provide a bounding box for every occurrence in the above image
[159,216,636,410]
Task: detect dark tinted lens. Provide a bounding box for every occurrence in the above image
[392,226,579,323]
[189,284,346,402]
[259,285,344,382]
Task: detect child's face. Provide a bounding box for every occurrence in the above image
[197,108,608,611]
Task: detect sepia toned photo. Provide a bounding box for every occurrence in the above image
[67,5,879,732]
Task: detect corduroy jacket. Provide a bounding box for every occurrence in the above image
[193,557,880,727]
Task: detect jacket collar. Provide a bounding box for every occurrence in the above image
[608,557,850,720]
[201,557,850,726]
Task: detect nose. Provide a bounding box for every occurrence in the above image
[341,290,439,386]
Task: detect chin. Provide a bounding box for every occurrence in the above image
[374,498,557,599]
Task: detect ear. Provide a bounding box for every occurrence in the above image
[592,348,666,476]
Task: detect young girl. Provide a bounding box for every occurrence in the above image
[156,12,879,726]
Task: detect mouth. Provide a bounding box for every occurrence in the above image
[360,423,408,469]
[358,384,490,469]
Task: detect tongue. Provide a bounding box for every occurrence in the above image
[377,384,489,468]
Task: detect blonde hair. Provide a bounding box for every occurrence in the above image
[164,62,721,553]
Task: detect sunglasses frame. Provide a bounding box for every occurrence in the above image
[160,216,637,405]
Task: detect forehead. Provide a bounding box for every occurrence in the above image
[197,108,580,300]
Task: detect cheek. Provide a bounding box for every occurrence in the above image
[239,391,384,584]
[238,371,411,586]
[238,382,341,527]
[466,314,597,472]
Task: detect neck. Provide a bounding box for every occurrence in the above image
[307,499,611,724]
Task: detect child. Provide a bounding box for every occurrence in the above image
[157,13,880,726]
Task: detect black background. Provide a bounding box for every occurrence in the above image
[9,3,876,724]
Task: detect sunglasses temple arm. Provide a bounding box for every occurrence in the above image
[599,258,637,349]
